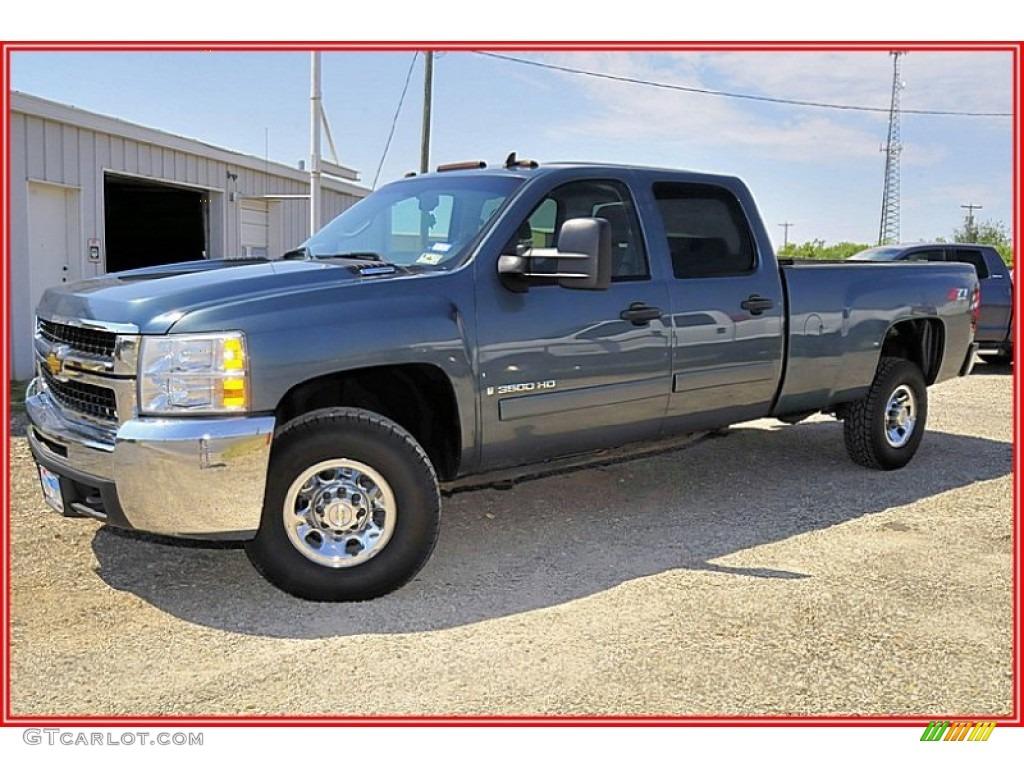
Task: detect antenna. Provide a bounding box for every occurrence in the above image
[310,52,322,234]
[878,52,906,246]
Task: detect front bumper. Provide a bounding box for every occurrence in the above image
[26,379,275,539]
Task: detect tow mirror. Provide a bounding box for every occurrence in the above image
[498,217,611,292]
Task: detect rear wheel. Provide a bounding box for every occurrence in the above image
[245,407,441,601]
[843,357,927,470]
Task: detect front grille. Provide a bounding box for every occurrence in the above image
[38,320,117,357]
[41,367,117,422]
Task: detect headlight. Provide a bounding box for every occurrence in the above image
[138,332,248,414]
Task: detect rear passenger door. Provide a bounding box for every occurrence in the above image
[646,181,785,431]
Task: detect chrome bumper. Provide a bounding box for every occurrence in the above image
[26,379,275,539]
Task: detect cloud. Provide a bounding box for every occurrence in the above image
[694,51,897,108]
[532,51,1010,165]
[917,180,1013,211]
[901,141,949,167]
[699,51,1011,114]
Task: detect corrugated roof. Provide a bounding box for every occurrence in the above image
[11,91,369,197]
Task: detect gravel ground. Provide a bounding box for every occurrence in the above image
[7,360,1014,717]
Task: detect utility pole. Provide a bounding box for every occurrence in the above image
[878,51,906,246]
[419,51,434,174]
[779,222,794,248]
[961,203,983,242]
[310,52,322,235]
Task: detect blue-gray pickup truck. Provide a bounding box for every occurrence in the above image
[27,159,981,601]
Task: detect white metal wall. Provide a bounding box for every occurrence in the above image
[9,95,366,380]
[240,199,270,257]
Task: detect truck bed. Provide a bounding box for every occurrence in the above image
[773,260,978,416]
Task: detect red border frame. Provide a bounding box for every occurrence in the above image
[0,40,1020,728]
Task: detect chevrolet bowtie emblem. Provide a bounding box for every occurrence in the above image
[46,351,62,376]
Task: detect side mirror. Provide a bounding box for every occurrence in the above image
[498,217,611,291]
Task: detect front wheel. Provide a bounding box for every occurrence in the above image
[843,357,928,470]
[245,407,441,601]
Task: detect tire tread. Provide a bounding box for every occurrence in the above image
[843,356,926,471]
[245,407,440,602]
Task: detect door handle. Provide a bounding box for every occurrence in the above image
[620,302,663,325]
[740,295,774,315]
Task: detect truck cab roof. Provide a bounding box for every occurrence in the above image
[407,159,745,186]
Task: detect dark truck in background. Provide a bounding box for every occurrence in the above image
[27,159,980,601]
[850,243,1013,362]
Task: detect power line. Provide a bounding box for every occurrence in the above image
[373,52,418,189]
[473,51,1011,118]
[961,202,983,240]
[961,202,984,219]
[779,222,794,248]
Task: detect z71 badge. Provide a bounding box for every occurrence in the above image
[947,287,970,302]
[486,380,557,396]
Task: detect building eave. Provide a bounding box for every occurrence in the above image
[10,91,369,197]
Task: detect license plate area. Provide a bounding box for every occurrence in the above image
[38,465,65,514]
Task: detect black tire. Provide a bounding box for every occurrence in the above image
[843,356,928,471]
[245,407,440,601]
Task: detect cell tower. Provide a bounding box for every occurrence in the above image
[878,51,906,246]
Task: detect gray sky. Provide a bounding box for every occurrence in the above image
[10,47,1014,249]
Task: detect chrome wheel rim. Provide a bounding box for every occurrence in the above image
[884,385,917,448]
[283,459,396,568]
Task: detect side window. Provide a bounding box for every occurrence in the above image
[480,196,509,228]
[653,182,756,279]
[509,180,649,281]
[950,249,990,279]
[526,198,558,249]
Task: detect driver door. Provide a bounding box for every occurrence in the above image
[474,177,672,469]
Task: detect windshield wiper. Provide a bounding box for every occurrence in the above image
[314,251,422,276]
[314,251,385,262]
[291,250,426,275]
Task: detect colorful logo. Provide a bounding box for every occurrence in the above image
[920,721,996,742]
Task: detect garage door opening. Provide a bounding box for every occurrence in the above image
[104,175,207,272]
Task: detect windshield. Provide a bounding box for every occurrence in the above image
[303,175,523,269]
[847,247,905,261]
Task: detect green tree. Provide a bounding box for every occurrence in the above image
[951,218,1013,265]
[778,240,872,260]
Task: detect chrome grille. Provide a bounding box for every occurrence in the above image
[41,367,118,422]
[38,320,117,357]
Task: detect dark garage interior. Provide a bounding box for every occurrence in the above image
[104,175,207,272]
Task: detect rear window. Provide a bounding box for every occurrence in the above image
[949,249,990,279]
[904,249,945,262]
[652,182,756,279]
[849,247,944,262]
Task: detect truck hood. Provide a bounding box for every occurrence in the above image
[36,258,410,334]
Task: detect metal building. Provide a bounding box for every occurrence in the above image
[8,92,369,380]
